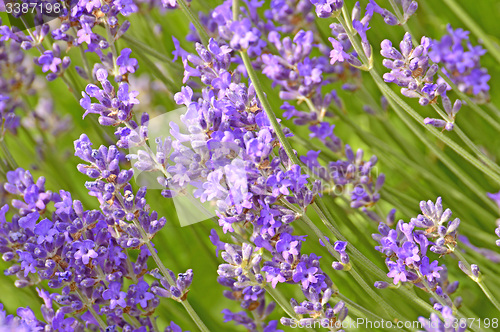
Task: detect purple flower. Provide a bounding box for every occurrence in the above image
[229,18,261,51]
[293,262,319,289]
[309,122,335,141]
[419,257,443,282]
[430,24,490,101]
[386,259,407,284]
[165,321,188,332]
[397,241,420,265]
[37,51,61,73]
[328,37,347,64]
[76,24,93,45]
[103,282,127,309]
[262,266,286,288]
[276,233,304,261]
[115,0,138,16]
[333,241,347,253]
[116,48,138,75]
[73,240,98,264]
[242,285,264,302]
[353,19,370,43]
[34,219,58,244]
[17,251,37,277]
[132,280,155,308]
[209,229,226,257]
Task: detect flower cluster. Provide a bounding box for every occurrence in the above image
[80,66,139,128]
[0,167,184,330]
[381,32,464,130]
[0,0,136,81]
[215,241,281,331]
[430,24,490,102]
[381,33,443,105]
[373,197,460,287]
[126,37,346,329]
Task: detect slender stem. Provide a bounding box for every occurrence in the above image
[132,49,177,95]
[177,0,209,45]
[232,0,239,21]
[387,0,415,40]
[139,231,210,332]
[335,11,500,185]
[71,26,93,81]
[240,51,300,166]
[60,75,81,100]
[486,103,500,120]
[0,140,17,169]
[442,0,500,65]
[121,34,175,64]
[330,97,499,218]
[337,13,369,68]
[477,281,500,314]
[104,16,120,76]
[453,248,500,313]
[264,285,295,319]
[75,289,107,330]
[336,293,385,322]
[429,103,500,176]
[371,70,500,210]
[453,125,500,176]
[368,69,500,185]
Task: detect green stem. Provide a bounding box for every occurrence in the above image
[232,0,239,21]
[132,49,177,95]
[330,98,499,217]
[486,103,500,120]
[0,140,17,169]
[71,26,93,81]
[338,13,370,69]
[263,285,296,319]
[103,13,119,76]
[121,34,175,64]
[75,289,107,330]
[240,51,300,165]
[177,0,210,45]
[429,104,500,176]
[477,281,500,314]
[336,8,500,184]
[368,69,500,185]
[453,248,500,313]
[336,293,385,322]
[140,231,210,332]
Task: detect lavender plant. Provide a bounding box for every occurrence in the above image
[1,0,500,331]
